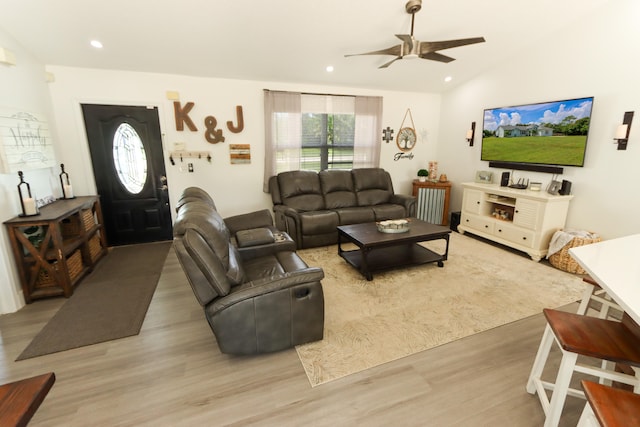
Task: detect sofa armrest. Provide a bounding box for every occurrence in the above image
[236,231,297,260]
[210,267,324,312]
[273,205,303,246]
[390,193,417,217]
[224,209,274,235]
[236,228,275,248]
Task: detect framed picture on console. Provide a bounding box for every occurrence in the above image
[475,171,493,183]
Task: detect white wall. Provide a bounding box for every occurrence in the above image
[0,28,60,313]
[45,67,441,219]
[0,65,439,313]
[437,0,640,240]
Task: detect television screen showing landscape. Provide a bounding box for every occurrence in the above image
[481,96,594,167]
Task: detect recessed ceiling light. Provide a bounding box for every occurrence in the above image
[90,40,103,49]
[326,65,334,73]
[444,76,452,82]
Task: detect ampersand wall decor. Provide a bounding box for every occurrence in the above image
[204,116,225,144]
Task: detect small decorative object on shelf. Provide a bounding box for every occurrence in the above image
[428,161,438,182]
[417,169,429,182]
[59,163,74,199]
[17,171,39,217]
[492,207,511,221]
[377,219,410,233]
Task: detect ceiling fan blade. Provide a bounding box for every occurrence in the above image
[420,37,486,53]
[379,57,402,69]
[344,44,402,58]
[419,52,455,63]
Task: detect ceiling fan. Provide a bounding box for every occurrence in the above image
[345,0,485,69]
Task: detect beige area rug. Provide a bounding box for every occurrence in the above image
[295,232,586,387]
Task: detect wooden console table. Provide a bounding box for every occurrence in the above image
[412,180,451,226]
[0,372,55,427]
[4,196,108,303]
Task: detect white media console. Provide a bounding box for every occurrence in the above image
[457,182,573,261]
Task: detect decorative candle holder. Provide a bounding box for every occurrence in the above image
[17,171,39,217]
[59,163,74,199]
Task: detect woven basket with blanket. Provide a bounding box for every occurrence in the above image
[547,230,602,274]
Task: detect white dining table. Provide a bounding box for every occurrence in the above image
[570,234,640,425]
[569,233,640,324]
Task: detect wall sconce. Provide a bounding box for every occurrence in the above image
[0,47,17,66]
[614,111,633,150]
[466,122,476,146]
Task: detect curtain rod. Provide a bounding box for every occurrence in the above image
[263,88,357,98]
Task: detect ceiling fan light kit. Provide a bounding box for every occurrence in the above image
[345,0,485,68]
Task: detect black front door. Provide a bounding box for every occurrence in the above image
[82,104,172,246]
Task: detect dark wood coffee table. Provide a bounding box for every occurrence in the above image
[337,218,451,280]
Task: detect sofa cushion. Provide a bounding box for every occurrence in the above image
[352,168,393,206]
[371,204,407,221]
[319,170,357,209]
[299,210,339,234]
[243,255,286,281]
[277,170,325,211]
[181,228,231,297]
[175,186,217,212]
[335,207,375,225]
[227,245,245,285]
[173,201,245,286]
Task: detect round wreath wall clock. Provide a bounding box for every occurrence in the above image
[397,108,417,152]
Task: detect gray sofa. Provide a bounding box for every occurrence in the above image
[269,168,416,248]
[173,188,325,355]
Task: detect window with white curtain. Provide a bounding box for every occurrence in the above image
[263,90,382,191]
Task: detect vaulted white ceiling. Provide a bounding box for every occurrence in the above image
[0,0,611,93]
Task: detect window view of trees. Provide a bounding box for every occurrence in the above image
[301,113,355,171]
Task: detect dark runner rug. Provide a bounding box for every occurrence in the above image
[16,241,172,361]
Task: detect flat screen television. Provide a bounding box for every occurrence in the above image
[481,96,594,171]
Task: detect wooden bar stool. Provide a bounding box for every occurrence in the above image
[577,380,640,427]
[576,276,626,387]
[0,372,55,427]
[576,276,623,319]
[526,309,640,427]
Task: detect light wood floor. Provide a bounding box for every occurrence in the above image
[0,247,589,426]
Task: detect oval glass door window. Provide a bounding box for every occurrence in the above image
[113,123,148,194]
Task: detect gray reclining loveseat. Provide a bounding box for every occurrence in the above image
[269,168,416,248]
[173,187,325,355]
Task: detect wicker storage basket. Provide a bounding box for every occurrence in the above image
[60,215,82,239]
[548,232,602,274]
[89,234,103,262]
[81,209,96,231]
[34,250,83,288]
[35,263,59,287]
[67,250,84,282]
